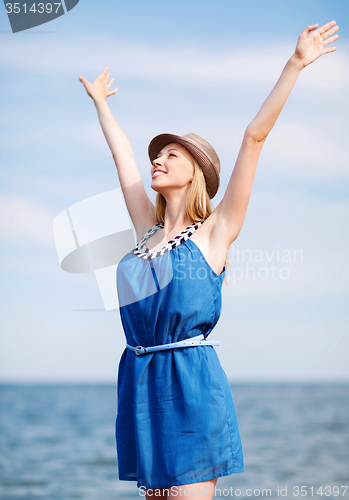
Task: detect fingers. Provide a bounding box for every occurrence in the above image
[107,88,119,98]
[107,77,115,90]
[302,21,339,43]
[323,47,337,54]
[304,23,318,35]
[78,76,89,86]
[99,67,108,80]
[103,71,117,90]
[79,69,117,96]
[323,33,339,47]
[321,24,339,41]
[318,20,337,36]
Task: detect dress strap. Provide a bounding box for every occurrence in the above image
[134,221,203,260]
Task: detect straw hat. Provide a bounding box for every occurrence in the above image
[148,133,220,199]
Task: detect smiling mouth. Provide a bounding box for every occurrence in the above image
[152,171,167,179]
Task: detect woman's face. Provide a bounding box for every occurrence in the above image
[151,142,195,196]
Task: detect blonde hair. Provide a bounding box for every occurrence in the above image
[154,158,229,286]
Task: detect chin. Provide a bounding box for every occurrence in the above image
[151,185,161,194]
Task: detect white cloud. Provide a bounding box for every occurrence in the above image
[1,35,347,179]
[1,116,347,180]
[1,35,348,92]
[253,121,348,177]
[0,194,56,246]
[218,320,349,381]
[222,191,349,298]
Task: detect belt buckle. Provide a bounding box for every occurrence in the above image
[135,346,147,356]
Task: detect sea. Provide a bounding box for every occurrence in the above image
[0,383,348,499]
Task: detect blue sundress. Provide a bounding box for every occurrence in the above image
[115,221,244,489]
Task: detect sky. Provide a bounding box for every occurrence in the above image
[0,0,348,383]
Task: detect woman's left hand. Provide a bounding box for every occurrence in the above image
[293,20,339,69]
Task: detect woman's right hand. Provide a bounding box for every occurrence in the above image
[78,67,119,103]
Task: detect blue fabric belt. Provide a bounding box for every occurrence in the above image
[126,333,220,356]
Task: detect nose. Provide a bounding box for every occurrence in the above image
[152,156,163,168]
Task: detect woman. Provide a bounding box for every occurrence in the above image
[79,21,338,500]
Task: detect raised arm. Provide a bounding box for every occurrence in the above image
[213,20,339,246]
[79,68,157,239]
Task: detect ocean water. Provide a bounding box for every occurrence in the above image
[0,383,348,499]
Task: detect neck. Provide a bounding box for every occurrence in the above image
[161,194,192,233]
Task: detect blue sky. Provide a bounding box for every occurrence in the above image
[0,0,348,382]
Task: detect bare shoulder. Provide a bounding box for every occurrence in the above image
[190,205,238,276]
